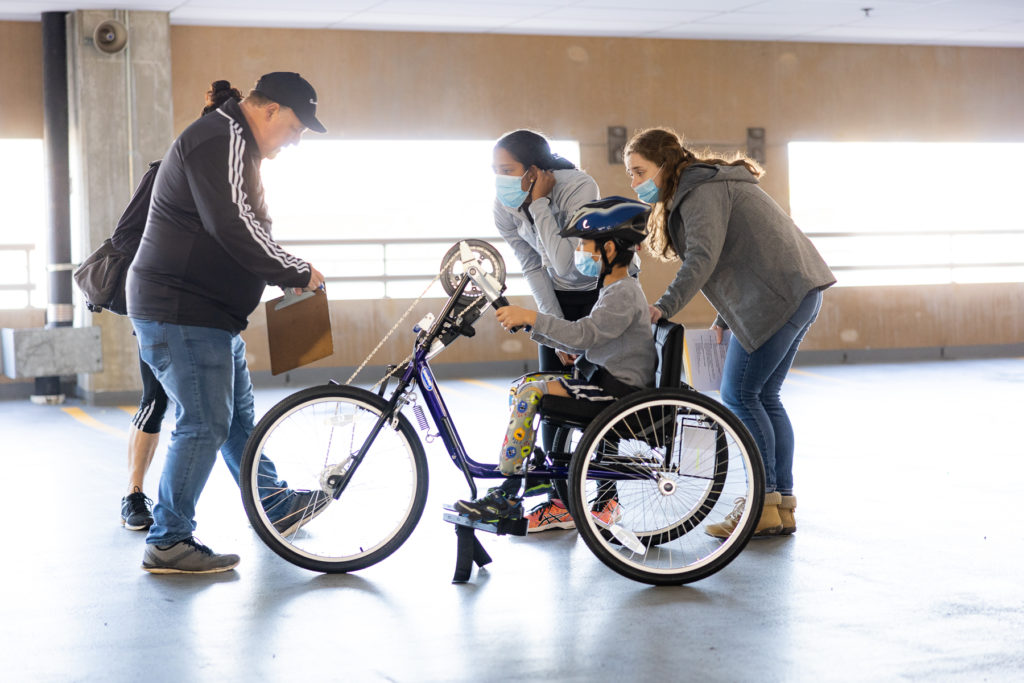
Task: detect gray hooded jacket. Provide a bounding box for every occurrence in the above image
[654,163,835,352]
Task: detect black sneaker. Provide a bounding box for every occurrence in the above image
[121,490,154,531]
[141,536,239,574]
[454,489,523,524]
[487,478,554,499]
[271,490,331,538]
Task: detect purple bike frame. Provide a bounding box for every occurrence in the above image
[406,346,570,483]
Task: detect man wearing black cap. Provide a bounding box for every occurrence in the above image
[127,72,328,574]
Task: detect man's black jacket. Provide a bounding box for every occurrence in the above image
[127,98,311,334]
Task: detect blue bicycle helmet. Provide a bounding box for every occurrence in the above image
[561,196,650,245]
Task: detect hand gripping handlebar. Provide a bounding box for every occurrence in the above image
[459,241,528,334]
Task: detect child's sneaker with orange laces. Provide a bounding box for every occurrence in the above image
[590,498,622,526]
[526,499,575,532]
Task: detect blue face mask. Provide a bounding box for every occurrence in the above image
[574,249,602,278]
[634,178,659,204]
[496,173,529,208]
[633,165,663,204]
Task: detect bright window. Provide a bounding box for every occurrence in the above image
[788,142,1024,286]
[0,139,45,308]
[0,138,584,309]
[261,139,581,300]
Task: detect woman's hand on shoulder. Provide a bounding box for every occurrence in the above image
[530,166,556,201]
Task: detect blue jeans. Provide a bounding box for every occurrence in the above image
[131,320,288,545]
[720,289,822,495]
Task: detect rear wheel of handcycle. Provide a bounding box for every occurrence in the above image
[240,384,429,573]
[568,388,764,586]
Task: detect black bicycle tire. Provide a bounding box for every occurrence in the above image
[240,384,429,573]
[568,388,765,586]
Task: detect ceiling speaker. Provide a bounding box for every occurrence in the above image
[93,20,128,54]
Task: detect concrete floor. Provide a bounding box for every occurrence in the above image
[2,357,1023,682]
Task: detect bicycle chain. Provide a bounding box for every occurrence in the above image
[345,251,462,390]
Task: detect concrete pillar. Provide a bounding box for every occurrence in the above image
[67,10,173,403]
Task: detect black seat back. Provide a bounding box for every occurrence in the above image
[653,320,685,389]
[539,320,685,432]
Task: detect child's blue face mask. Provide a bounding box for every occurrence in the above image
[495,173,529,208]
[574,247,601,277]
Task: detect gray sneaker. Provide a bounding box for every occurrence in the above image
[141,537,239,574]
[271,490,331,537]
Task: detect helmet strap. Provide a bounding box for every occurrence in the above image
[598,240,613,277]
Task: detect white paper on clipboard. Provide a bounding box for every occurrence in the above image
[682,328,731,392]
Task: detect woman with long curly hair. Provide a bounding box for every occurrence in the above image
[624,127,835,539]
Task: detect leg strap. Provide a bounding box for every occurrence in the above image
[452,525,492,584]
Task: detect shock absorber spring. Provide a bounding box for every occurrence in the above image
[412,404,429,432]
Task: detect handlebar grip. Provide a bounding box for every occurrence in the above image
[491,296,530,334]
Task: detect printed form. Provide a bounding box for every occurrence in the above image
[682,328,732,392]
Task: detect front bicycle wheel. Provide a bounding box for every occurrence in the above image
[568,388,764,586]
[240,384,428,573]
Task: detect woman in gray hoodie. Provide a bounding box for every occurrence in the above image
[624,127,835,539]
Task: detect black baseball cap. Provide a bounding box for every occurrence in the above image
[252,72,326,134]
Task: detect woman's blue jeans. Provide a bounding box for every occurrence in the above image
[131,319,287,545]
[720,289,822,495]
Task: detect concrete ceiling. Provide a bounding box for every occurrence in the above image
[1,0,1023,47]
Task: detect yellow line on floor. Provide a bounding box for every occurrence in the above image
[457,378,508,395]
[118,406,136,416]
[424,380,471,398]
[60,406,124,438]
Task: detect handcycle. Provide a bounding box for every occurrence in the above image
[239,240,766,586]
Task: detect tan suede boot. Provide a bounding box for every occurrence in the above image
[779,495,797,535]
[705,492,783,538]
[754,491,783,536]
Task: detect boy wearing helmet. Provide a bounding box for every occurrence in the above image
[455,197,658,526]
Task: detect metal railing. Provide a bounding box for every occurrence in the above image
[4,228,1020,309]
[275,236,522,292]
[804,228,1024,273]
[2,237,517,309]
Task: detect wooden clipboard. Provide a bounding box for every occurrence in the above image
[265,288,334,375]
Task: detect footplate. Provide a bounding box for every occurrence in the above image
[442,505,528,536]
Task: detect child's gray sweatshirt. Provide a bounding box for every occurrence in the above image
[530,276,656,389]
